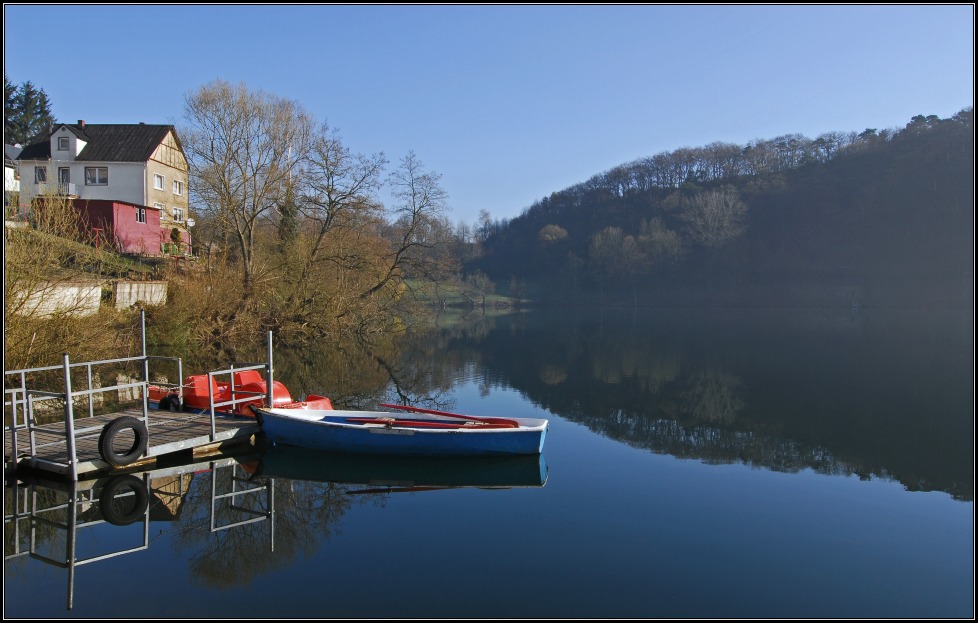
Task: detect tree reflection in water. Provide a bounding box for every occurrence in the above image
[172,467,386,588]
[682,366,745,424]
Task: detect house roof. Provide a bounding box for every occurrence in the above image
[4,144,22,167]
[16,123,176,162]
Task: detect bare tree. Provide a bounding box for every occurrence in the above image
[181,79,314,294]
[588,226,641,279]
[463,270,495,309]
[297,122,387,283]
[637,217,683,266]
[362,151,449,299]
[679,186,748,248]
[476,209,492,243]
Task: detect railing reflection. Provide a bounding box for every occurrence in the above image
[3,454,268,610]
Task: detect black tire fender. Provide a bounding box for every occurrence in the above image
[99,474,149,525]
[98,416,148,467]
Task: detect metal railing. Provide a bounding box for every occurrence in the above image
[4,311,279,480]
[4,353,151,480]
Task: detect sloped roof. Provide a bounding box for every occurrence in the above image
[16,123,176,162]
[4,144,22,166]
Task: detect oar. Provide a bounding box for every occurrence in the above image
[345,417,514,429]
[378,403,519,428]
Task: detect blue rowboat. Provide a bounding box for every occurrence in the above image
[251,404,548,457]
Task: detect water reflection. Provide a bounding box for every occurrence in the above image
[426,308,973,501]
[147,306,972,502]
[252,445,548,492]
[4,443,548,610]
[4,452,273,607]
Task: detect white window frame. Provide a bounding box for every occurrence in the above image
[136,207,147,224]
[154,202,165,220]
[172,207,184,222]
[85,167,109,185]
[34,167,47,183]
[153,173,165,190]
[172,179,184,196]
[57,137,69,151]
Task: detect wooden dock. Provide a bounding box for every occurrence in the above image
[5,407,261,479]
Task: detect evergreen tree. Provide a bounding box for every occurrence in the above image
[4,74,17,141]
[277,181,300,249]
[5,78,55,146]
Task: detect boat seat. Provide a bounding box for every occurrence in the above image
[187,375,221,397]
[232,370,264,387]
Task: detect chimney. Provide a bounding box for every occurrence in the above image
[77,119,85,128]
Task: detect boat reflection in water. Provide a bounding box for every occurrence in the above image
[249,445,549,493]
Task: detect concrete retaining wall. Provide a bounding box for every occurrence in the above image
[12,280,169,317]
[114,280,167,310]
[15,282,103,318]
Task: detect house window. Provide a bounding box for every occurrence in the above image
[172,208,184,222]
[136,207,147,224]
[153,173,165,190]
[154,202,165,219]
[85,167,108,185]
[172,179,184,195]
[58,137,69,151]
[35,167,47,183]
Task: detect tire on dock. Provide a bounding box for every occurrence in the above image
[158,393,182,412]
[98,416,149,467]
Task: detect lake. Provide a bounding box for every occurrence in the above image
[3,307,974,618]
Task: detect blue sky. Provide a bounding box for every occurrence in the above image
[4,4,974,226]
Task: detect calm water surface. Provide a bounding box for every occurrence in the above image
[4,308,973,618]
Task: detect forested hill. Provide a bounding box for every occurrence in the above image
[467,108,974,308]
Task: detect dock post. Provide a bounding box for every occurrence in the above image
[140,310,149,427]
[208,372,217,441]
[62,352,79,481]
[266,331,274,407]
[66,479,78,610]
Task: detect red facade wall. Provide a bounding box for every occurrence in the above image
[73,199,164,256]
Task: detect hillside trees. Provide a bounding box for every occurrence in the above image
[470,107,971,307]
[679,186,747,249]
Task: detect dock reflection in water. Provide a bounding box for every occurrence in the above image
[4,445,548,611]
[4,451,268,611]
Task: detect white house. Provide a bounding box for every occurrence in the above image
[4,143,22,209]
[15,121,193,254]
